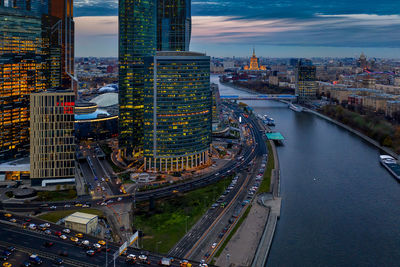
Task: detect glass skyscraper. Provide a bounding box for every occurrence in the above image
[295,59,317,103]
[119,0,212,170]
[119,0,156,159]
[0,0,73,163]
[157,0,191,51]
[143,51,211,172]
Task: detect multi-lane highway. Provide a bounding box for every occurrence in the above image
[168,104,268,261]
[0,212,201,267]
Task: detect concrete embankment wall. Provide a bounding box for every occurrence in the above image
[304,109,399,159]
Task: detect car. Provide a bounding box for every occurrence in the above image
[54,258,63,265]
[0,256,8,261]
[9,219,16,223]
[74,203,82,207]
[23,218,31,222]
[100,202,107,206]
[50,206,57,210]
[2,251,11,258]
[3,262,11,267]
[81,240,90,246]
[62,229,70,234]
[28,224,36,230]
[211,242,217,249]
[4,214,12,218]
[218,232,224,238]
[43,223,50,228]
[97,240,106,246]
[29,254,42,265]
[54,231,61,236]
[204,252,210,258]
[117,197,122,201]
[86,250,95,256]
[228,218,235,224]
[58,251,68,257]
[64,204,71,208]
[82,204,89,208]
[44,230,52,235]
[20,261,31,267]
[127,254,136,260]
[101,187,105,191]
[59,235,67,240]
[44,242,54,248]
[75,233,83,238]
[93,243,101,249]
[70,237,78,243]
[5,248,14,253]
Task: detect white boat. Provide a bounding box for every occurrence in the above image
[379,155,400,181]
[289,103,303,112]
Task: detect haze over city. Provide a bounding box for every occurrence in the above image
[75,0,400,58]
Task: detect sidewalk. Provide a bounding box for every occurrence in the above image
[215,201,270,267]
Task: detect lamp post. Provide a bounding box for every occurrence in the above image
[156,241,162,254]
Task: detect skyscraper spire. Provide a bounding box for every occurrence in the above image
[253,46,255,57]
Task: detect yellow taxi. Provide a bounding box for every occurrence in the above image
[3,262,12,267]
[98,240,106,246]
[70,237,79,243]
[74,203,83,207]
[4,213,12,218]
[75,233,83,238]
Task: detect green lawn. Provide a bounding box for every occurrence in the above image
[38,208,104,223]
[134,176,232,254]
[259,141,274,193]
[36,189,77,202]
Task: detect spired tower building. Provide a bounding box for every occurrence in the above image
[119,0,212,171]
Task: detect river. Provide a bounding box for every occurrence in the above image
[211,75,400,266]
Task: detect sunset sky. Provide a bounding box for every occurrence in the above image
[74,0,400,58]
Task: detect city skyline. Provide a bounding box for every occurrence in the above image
[75,0,400,58]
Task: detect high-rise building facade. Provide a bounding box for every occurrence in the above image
[119,0,157,159]
[0,1,74,163]
[157,0,191,51]
[30,90,75,186]
[295,59,317,103]
[0,6,48,163]
[143,51,211,172]
[119,0,212,170]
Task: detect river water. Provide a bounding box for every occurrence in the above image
[212,75,400,266]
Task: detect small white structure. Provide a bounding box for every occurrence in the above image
[130,173,156,184]
[64,212,98,234]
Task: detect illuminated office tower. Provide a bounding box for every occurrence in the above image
[0,6,48,162]
[48,0,76,93]
[30,90,75,186]
[295,59,317,103]
[143,51,212,172]
[157,0,191,51]
[119,0,157,159]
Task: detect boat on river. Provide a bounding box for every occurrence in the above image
[379,155,400,181]
[289,103,303,112]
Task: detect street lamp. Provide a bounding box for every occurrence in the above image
[185,216,189,233]
[156,241,162,254]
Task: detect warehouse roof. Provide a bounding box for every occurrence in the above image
[64,212,98,224]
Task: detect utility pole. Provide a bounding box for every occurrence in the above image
[105,242,108,267]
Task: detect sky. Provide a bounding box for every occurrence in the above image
[74,0,400,58]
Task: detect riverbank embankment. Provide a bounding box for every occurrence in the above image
[304,109,399,159]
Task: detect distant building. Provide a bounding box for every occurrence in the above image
[30,90,75,187]
[295,59,317,102]
[211,83,221,131]
[244,48,266,71]
[64,212,98,234]
[143,51,212,172]
[358,53,368,70]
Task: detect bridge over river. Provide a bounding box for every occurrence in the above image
[220,94,297,100]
